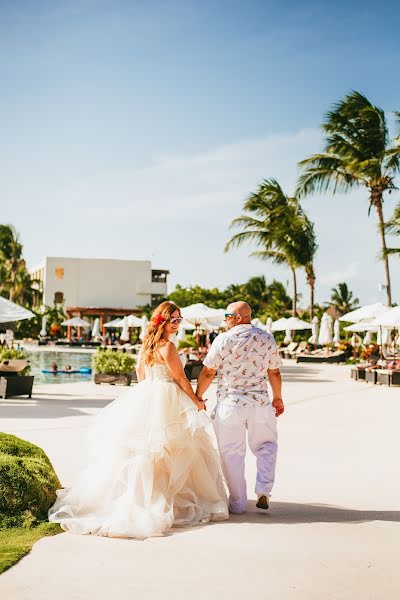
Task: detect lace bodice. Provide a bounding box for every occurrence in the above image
[145,363,175,383]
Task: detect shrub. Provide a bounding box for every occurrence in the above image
[0,433,61,530]
[0,348,31,375]
[93,349,135,375]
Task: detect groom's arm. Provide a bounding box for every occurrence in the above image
[196,337,223,399]
[196,366,216,399]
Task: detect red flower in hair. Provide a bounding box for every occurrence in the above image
[152,314,165,327]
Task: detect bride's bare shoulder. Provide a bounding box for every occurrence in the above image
[158,340,177,357]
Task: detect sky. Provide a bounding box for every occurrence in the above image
[1,0,400,308]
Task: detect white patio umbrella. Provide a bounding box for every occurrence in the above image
[139,315,149,341]
[350,333,362,347]
[318,313,333,345]
[40,316,47,337]
[181,303,224,327]
[126,314,143,327]
[283,317,312,331]
[333,320,341,345]
[176,324,187,342]
[363,331,373,345]
[61,317,91,328]
[377,327,392,346]
[374,306,400,328]
[0,296,34,323]
[343,320,378,332]
[284,329,293,344]
[266,317,273,335]
[271,317,288,331]
[339,302,390,323]
[120,317,130,342]
[92,318,101,338]
[252,318,266,330]
[104,318,123,328]
[308,316,319,344]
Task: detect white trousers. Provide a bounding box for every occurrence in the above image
[212,403,278,514]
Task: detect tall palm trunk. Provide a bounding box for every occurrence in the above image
[309,281,315,321]
[291,266,298,316]
[306,264,315,321]
[375,198,392,306]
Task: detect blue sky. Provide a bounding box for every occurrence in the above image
[1,0,400,307]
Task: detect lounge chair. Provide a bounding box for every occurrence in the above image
[283,342,298,359]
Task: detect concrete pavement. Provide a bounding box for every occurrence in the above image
[1,361,399,599]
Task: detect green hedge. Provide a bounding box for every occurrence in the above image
[0,348,31,375]
[93,349,135,375]
[0,433,60,529]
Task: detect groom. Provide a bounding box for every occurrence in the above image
[196,301,284,514]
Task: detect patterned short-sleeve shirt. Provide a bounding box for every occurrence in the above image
[202,324,281,407]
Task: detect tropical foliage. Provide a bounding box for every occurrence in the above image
[0,348,31,375]
[93,349,135,375]
[225,179,317,317]
[0,225,39,306]
[297,91,400,306]
[329,282,359,315]
[169,276,292,320]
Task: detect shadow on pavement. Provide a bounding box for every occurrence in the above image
[229,500,400,525]
[0,396,113,419]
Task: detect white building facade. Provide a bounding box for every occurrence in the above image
[29,257,169,319]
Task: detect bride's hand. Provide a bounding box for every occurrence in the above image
[196,399,206,411]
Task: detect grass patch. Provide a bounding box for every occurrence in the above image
[0,522,62,574]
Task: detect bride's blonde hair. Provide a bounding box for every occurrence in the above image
[141,301,181,366]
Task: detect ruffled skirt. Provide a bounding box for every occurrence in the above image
[48,380,228,538]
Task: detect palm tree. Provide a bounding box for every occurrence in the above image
[0,224,37,306]
[225,179,317,316]
[0,225,25,302]
[385,200,400,262]
[330,282,359,315]
[296,92,400,306]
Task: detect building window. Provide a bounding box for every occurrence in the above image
[54,291,64,304]
[152,270,169,283]
[151,294,164,307]
[55,267,64,280]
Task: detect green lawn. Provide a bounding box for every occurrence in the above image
[0,522,62,574]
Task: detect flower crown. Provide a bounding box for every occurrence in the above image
[152,314,165,327]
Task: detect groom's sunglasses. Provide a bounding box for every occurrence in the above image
[224,313,238,320]
[169,317,183,324]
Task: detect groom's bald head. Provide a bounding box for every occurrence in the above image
[227,301,252,324]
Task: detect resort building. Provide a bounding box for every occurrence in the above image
[29,257,169,327]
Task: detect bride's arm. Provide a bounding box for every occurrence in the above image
[136,351,146,382]
[160,342,205,410]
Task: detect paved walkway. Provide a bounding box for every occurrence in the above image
[1,362,399,599]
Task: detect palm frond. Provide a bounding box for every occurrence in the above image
[250,249,289,266]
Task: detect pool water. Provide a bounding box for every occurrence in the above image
[26,351,94,384]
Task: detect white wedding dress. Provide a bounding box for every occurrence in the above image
[48,363,228,538]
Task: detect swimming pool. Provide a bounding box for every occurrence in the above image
[26,351,94,384]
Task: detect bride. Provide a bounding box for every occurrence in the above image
[48,301,228,538]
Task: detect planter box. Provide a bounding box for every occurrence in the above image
[184,362,203,381]
[391,371,400,386]
[365,370,377,384]
[0,375,34,399]
[376,370,391,386]
[94,373,134,386]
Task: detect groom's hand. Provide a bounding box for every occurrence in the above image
[196,395,207,411]
[272,398,284,417]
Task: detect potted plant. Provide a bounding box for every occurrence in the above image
[93,349,136,386]
[0,348,34,399]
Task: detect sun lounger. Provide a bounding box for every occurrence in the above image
[296,351,346,364]
[283,342,298,359]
